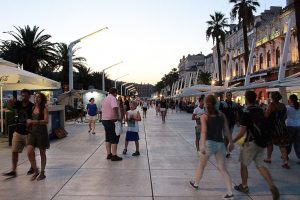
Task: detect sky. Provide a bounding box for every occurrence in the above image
[0,0,286,85]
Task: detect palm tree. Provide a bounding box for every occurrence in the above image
[206,12,229,85]
[198,71,212,85]
[0,25,56,73]
[74,66,93,89]
[229,0,260,71]
[54,43,87,86]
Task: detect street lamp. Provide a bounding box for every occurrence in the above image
[124,84,134,96]
[127,88,136,95]
[102,61,123,92]
[68,27,108,91]
[114,74,129,88]
[120,83,131,96]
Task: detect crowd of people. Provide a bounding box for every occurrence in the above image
[2,87,299,200]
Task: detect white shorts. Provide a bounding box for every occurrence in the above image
[160,108,166,112]
[88,115,97,121]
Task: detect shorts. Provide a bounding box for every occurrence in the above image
[88,115,97,121]
[126,131,139,141]
[143,107,147,112]
[195,126,201,141]
[12,132,28,153]
[205,140,226,157]
[239,142,264,167]
[102,120,120,144]
[160,108,166,112]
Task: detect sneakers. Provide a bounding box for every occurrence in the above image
[189,181,199,190]
[132,151,140,156]
[27,167,34,175]
[270,186,280,200]
[234,184,249,193]
[226,153,231,158]
[106,153,112,160]
[2,171,17,177]
[111,155,123,161]
[223,194,234,200]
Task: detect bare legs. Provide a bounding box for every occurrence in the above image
[12,152,18,172]
[193,151,233,195]
[89,119,96,134]
[27,145,46,180]
[265,143,289,167]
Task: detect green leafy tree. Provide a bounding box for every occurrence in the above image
[206,12,229,85]
[229,0,260,71]
[0,25,56,73]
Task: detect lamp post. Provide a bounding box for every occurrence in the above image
[102,61,123,92]
[114,74,129,88]
[120,83,131,96]
[124,84,134,96]
[68,27,108,91]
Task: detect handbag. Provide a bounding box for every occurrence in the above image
[115,121,123,136]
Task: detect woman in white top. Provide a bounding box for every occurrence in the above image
[286,94,300,164]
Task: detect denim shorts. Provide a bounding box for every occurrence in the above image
[205,140,226,156]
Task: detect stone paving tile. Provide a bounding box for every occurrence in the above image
[0,107,299,200]
[58,169,152,197]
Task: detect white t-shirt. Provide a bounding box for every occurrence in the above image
[193,106,205,126]
[143,102,148,108]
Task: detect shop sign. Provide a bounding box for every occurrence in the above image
[0,75,9,82]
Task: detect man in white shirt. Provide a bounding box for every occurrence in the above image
[192,96,205,152]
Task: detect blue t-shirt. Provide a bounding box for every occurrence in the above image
[87,103,98,116]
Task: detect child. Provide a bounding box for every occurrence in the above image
[123,101,142,156]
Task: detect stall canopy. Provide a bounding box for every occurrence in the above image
[0,65,61,90]
[0,59,61,133]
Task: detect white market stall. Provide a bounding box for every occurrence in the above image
[0,60,61,135]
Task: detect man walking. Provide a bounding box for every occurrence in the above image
[192,96,205,152]
[219,91,237,158]
[3,89,34,177]
[101,87,122,161]
[233,91,279,200]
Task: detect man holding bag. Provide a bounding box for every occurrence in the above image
[101,87,122,161]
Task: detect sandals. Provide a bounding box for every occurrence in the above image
[189,181,199,190]
[234,184,249,193]
[263,159,272,164]
[122,149,127,155]
[281,163,291,169]
[30,169,39,181]
[37,173,46,181]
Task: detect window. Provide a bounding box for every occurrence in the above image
[267,51,271,68]
[236,63,239,76]
[259,53,263,70]
[276,47,280,66]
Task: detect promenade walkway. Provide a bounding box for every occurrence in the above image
[0,107,299,200]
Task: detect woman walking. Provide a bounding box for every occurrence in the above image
[87,98,98,134]
[27,93,49,181]
[286,94,300,164]
[189,95,234,200]
[264,91,290,169]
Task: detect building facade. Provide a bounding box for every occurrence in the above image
[212,1,299,89]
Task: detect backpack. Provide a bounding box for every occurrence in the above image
[245,107,271,148]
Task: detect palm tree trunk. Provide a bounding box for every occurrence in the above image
[295,1,300,61]
[216,38,222,86]
[242,21,249,73]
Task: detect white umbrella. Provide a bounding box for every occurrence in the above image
[0,60,61,133]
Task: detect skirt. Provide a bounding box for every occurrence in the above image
[126,131,139,141]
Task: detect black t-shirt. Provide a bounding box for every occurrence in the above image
[160,100,167,108]
[124,100,130,111]
[240,106,264,143]
[14,101,34,135]
[219,100,237,126]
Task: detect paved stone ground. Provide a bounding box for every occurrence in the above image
[0,107,299,200]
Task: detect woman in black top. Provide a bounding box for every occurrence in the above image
[190,95,234,199]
